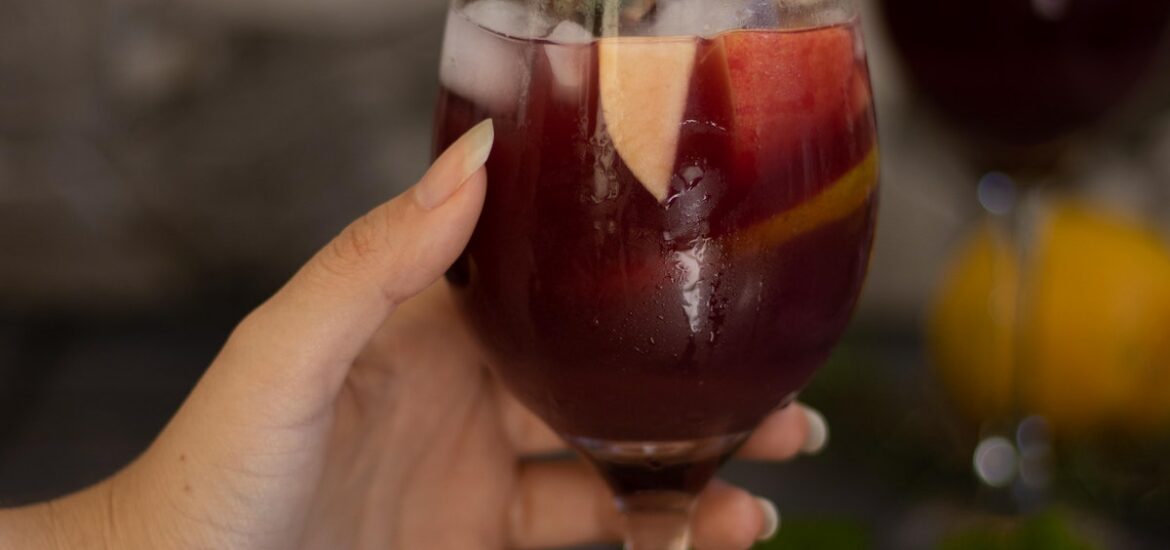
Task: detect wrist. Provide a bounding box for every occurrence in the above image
[0,501,56,550]
[0,483,115,550]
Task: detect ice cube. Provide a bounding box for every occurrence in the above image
[547,19,594,45]
[652,0,753,37]
[545,20,594,97]
[744,0,782,28]
[774,0,854,28]
[439,7,528,114]
[463,0,554,39]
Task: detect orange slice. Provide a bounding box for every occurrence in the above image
[599,37,697,202]
[735,147,879,252]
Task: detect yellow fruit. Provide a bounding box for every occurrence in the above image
[929,221,1019,426]
[929,200,1170,437]
[734,147,879,253]
[599,37,696,202]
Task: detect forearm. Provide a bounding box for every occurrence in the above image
[0,483,113,550]
[0,501,58,549]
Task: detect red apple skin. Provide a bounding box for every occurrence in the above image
[719,26,877,225]
[576,27,880,298]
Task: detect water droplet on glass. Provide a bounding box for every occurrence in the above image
[648,337,656,345]
[682,165,704,189]
[675,239,709,334]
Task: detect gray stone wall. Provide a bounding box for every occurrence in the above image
[0,0,448,311]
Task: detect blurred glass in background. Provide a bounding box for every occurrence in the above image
[1,0,1169,548]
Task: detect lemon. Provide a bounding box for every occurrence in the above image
[929,221,1019,426]
[734,148,879,253]
[929,199,1170,437]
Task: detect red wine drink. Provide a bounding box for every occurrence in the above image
[433,1,879,546]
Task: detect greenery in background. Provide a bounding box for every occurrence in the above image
[752,518,870,550]
[800,331,980,498]
[1061,437,1170,527]
[938,511,1099,550]
[749,511,1098,549]
[789,323,1170,547]
[546,0,655,33]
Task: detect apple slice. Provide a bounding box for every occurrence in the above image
[721,27,867,184]
[599,37,697,202]
[722,26,858,147]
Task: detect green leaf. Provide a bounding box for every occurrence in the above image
[753,518,871,550]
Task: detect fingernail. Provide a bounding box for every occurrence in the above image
[756,497,780,541]
[801,407,829,455]
[414,118,494,210]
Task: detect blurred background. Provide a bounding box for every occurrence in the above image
[2,0,1169,548]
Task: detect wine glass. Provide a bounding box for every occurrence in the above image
[434,0,879,547]
[879,0,1170,169]
[877,0,1170,504]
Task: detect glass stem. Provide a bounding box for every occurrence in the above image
[618,491,696,550]
[977,173,1053,511]
[1004,183,1053,512]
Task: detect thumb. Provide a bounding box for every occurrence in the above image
[215,118,492,412]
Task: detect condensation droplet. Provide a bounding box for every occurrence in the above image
[681,164,704,189]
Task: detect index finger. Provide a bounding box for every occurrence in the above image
[736,403,828,460]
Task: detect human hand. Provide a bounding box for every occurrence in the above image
[0,120,829,550]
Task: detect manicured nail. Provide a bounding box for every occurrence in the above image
[801,406,829,455]
[414,118,494,210]
[756,497,780,541]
